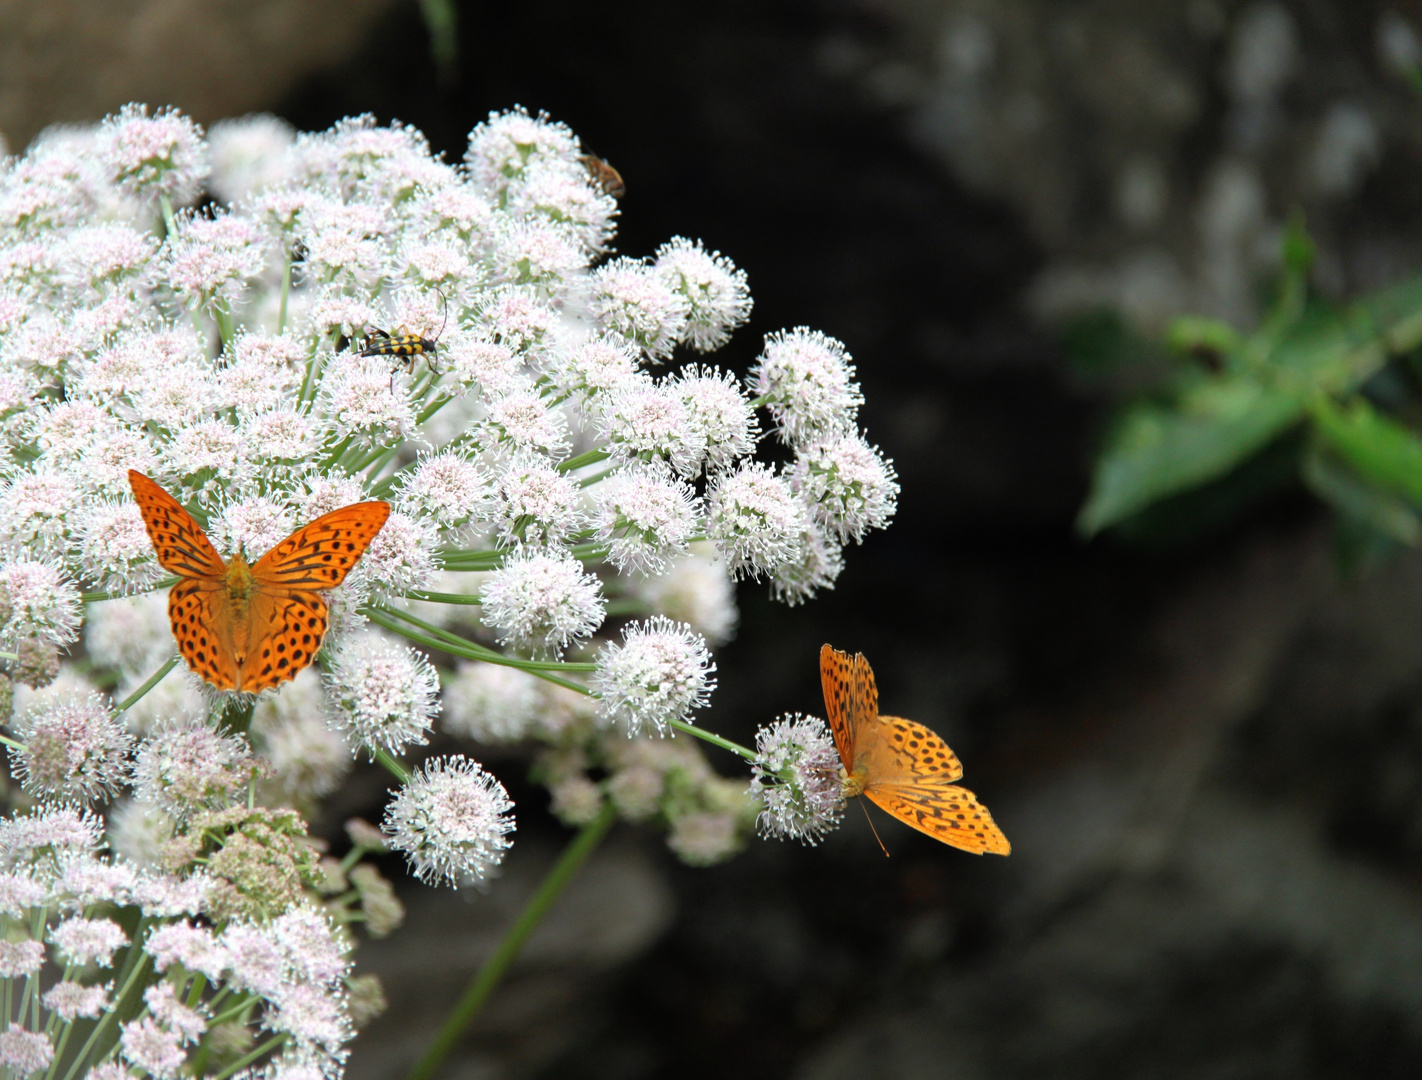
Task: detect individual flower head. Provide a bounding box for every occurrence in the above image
[346,509,438,597]
[653,237,752,352]
[121,1017,186,1078]
[594,616,716,737]
[588,257,689,362]
[749,327,864,449]
[318,353,417,447]
[478,287,559,359]
[0,558,82,648]
[554,337,643,414]
[442,661,543,743]
[9,692,133,802]
[480,384,571,458]
[594,462,701,574]
[508,166,618,254]
[0,1026,54,1075]
[634,545,738,647]
[323,632,440,757]
[488,455,587,548]
[600,378,706,478]
[0,470,85,555]
[73,498,167,593]
[489,218,584,295]
[0,805,104,873]
[395,451,493,531]
[296,113,449,203]
[667,811,741,867]
[749,713,845,845]
[672,364,759,475]
[251,669,351,804]
[479,548,605,655]
[0,941,45,978]
[132,718,264,820]
[465,107,581,195]
[99,103,209,205]
[208,114,297,203]
[769,519,844,606]
[383,754,515,887]
[42,981,109,1021]
[85,592,174,675]
[107,798,176,867]
[705,461,806,581]
[791,431,900,544]
[444,335,524,398]
[207,494,297,562]
[163,209,272,313]
[50,916,129,967]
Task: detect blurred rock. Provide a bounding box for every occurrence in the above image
[0,0,399,150]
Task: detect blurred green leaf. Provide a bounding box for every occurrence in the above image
[1078,376,1303,534]
[1311,395,1422,505]
[1166,315,1240,361]
[1301,449,1421,545]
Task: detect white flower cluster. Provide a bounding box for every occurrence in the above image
[0,804,355,1078]
[0,102,892,973]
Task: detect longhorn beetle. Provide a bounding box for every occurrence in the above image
[360,288,449,389]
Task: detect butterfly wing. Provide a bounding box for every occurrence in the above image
[820,644,860,767]
[251,502,391,590]
[169,579,239,690]
[864,782,1011,855]
[128,471,225,580]
[858,715,964,787]
[233,590,329,694]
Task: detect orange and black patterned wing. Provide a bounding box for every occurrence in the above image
[864,782,1011,855]
[860,716,964,786]
[234,591,329,693]
[168,579,239,690]
[128,470,225,580]
[820,644,859,768]
[250,502,391,590]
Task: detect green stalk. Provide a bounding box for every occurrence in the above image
[278,255,292,335]
[364,605,595,676]
[60,951,151,1080]
[115,656,179,712]
[557,449,611,474]
[401,589,482,605]
[405,802,616,1080]
[374,747,412,784]
[668,718,756,761]
[213,1034,288,1080]
[159,194,177,239]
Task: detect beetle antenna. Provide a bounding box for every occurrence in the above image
[434,286,448,341]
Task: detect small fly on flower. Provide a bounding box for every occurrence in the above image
[579,154,626,199]
[360,288,449,389]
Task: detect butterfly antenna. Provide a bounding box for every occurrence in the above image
[859,798,891,858]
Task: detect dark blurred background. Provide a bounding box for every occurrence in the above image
[12,1,1422,1076]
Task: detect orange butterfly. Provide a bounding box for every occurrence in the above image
[128,471,391,693]
[821,644,1010,855]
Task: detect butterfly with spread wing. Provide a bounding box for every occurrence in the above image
[128,471,391,693]
[821,644,1010,855]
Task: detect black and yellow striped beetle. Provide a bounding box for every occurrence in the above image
[360,289,448,389]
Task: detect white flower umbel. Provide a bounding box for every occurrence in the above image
[131,718,261,819]
[206,114,296,204]
[324,632,440,758]
[672,365,759,476]
[749,713,844,845]
[594,616,716,737]
[653,237,752,352]
[769,519,845,607]
[479,548,605,654]
[635,546,739,647]
[749,327,864,450]
[98,104,209,206]
[9,692,133,803]
[443,662,543,743]
[791,431,900,544]
[705,462,805,581]
[594,462,700,574]
[383,754,515,887]
[490,455,587,548]
[588,258,689,361]
[0,558,82,648]
[601,378,706,478]
[395,450,493,530]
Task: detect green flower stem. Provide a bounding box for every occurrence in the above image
[747,393,770,408]
[557,448,611,474]
[213,302,236,351]
[214,1033,289,1080]
[366,605,597,675]
[278,256,292,335]
[0,734,25,752]
[602,599,647,616]
[364,608,591,697]
[374,746,412,784]
[402,589,482,605]
[577,467,618,489]
[406,801,617,1080]
[82,578,178,603]
[115,656,180,712]
[44,1021,75,1080]
[60,949,151,1080]
[415,392,457,426]
[668,718,756,762]
[159,194,177,239]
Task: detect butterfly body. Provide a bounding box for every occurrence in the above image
[129,471,391,694]
[821,644,1010,855]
